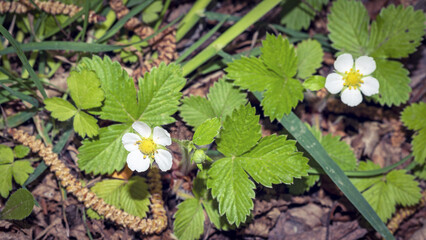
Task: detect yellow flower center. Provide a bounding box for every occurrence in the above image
[343,68,364,90]
[137,138,156,157]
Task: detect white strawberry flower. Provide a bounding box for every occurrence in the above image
[122,121,172,172]
[325,53,379,107]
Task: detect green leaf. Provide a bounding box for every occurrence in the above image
[262,76,304,120]
[368,5,425,58]
[412,129,426,164]
[386,170,421,206]
[240,135,309,187]
[78,56,138,123]
[261,34,298,78]
[0,188,34,220]
[142,1,163,23]
[91,178,123,207]
[216,104,261,157]
[78,124,130,175]
[44,97,77,121]
[401,102,426,131]
[13,145,30,159]
[86,208,102,220]
[202,198,233,231]
[136,62,186,126]
[226,57,275,92]
[180,96,216,128]
[12,160,33,186]
[303,75,325,91]
[288,175,320,195]
[413,164,426,180]
[193,118,221,146]
[226,34,304,119]
[67,70,104,110]
[91,176,151,218]
[372,59,410,107]
[362,181,395,222]
[0,165,12,198]
[296,39,324,79]
[73,111,99,138]
[280,0,329,30]
[207,157,255,226]
[207,78,247,119]
[0,145,14,164]
[173,198,205,240]
[401,103,426,164]
[351,161,382,192]
[327,0,369,56]
[77,59,185,175]
[180,78,246,129]
[319,134,357,171]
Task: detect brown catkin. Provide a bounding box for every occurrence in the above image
[0,0,104,23]
[387,190,426,234]
[109,0,178,77]
[8,128,167,234]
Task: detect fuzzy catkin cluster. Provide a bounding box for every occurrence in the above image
[0,0,103,23]
[387,190,426,234]
[109,0,178,77]
[8,128,167,234]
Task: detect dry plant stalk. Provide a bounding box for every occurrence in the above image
[387,190,426,234]
[109,0,178,77]
[0,0,103,23]
[8,128,167,235]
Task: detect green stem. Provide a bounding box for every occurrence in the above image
[182,0,281,77]
[176,0,211,42]
[308,154,412,177]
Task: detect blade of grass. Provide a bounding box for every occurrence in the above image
[75,0,90,42]
[252,92,394,239]
[176,0,212,41]
[0,108,37,129]
[96,0,154,43]
[175,17,227,64]
[0,25,47,99]
[0,83,39,107]
[182,0,282,76]
[0,41,126,54]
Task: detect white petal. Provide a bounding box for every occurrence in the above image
[334,53,354,73]
[355,56,376,75]
[122,133,140,151]
[325,73,344,94]
[360,76,380,96]
[154,149,172,171]
[132,121,151,138]
[127,151,150,172]
[153,127,171,146]
[341,88,363,107]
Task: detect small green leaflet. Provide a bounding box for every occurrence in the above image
[44,69,104,138]
[372,59,410,107]
[368,5,425,59]
[0,188,34,220]
[142,0,163,23]
[173,198,205,240]
[0,145,33,198]
[350,161,421,222]
[13,145,30,159]
[303,75,325,91]
[280,0,329,31]
[290,124,357,194]
[67,70,104,109]
[328,0,424,107]
[226,34,321,120]
[207,104,309,225]
[296,39,324,79]
[180,78,246,128]
[90,176,151,218]
[193,118,221,146]
[77,57,185,175]
[401,102,426,164]
[327,0,369,56]
[44,98,77,121]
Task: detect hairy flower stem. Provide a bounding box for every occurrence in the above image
[8,128,167,234]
